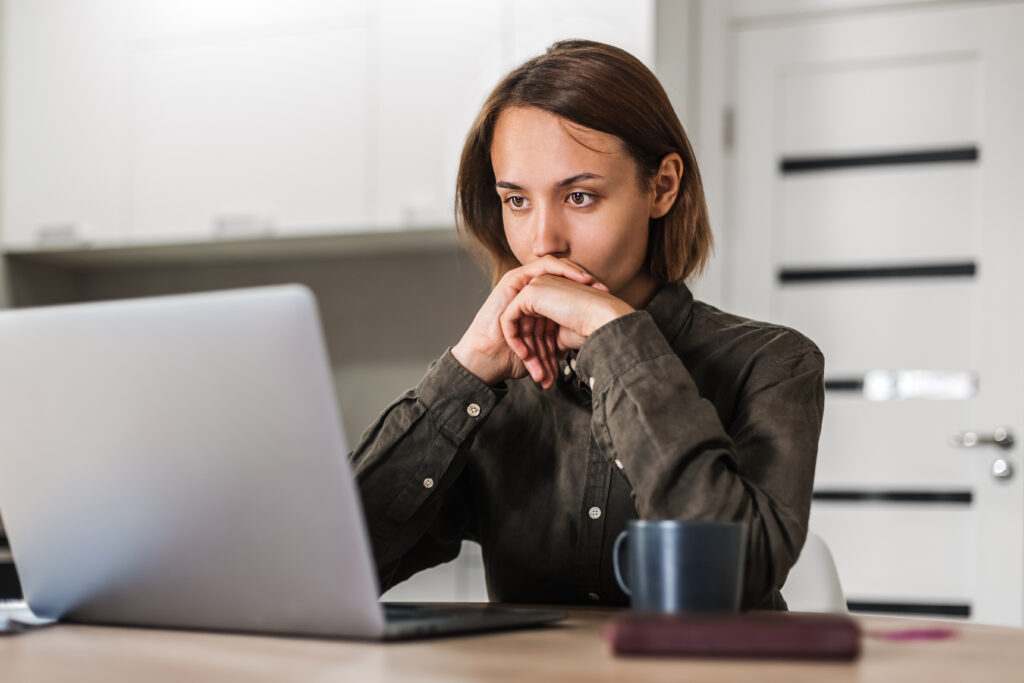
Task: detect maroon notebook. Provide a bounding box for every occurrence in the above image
[607,611,861,661]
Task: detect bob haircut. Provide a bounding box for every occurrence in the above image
[456,39,712,286]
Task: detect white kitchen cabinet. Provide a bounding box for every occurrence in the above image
[127,1,373,241]
[373,0,656,230]
[511,0,655,68]
[374,0,504,229]
[129,0,369,42]
[1,0,657,250]
[1,0,129,247]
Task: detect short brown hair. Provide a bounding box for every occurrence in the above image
[456,39,712,286]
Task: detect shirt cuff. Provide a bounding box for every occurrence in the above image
[575,311,677,394]
[414,348,505,444]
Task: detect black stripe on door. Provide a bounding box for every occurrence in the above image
[780,146,979,173]
[847,600,970,618]
[824,378,864,392]
[779,262,976,283]
[813,490,973,504]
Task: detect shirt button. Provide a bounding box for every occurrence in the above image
[466,403,481,417]
[588,506,602,520]
[563,364,571,377]
[588,592,601,601]
[614,459,624,470]
[588,376,595,389]
[570,358,577,372]
[423,478,434,489]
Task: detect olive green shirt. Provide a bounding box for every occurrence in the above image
[350,282,824,610]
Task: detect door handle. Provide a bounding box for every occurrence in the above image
[950,427,1015,450]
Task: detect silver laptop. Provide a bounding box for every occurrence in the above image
[0,285,564,639]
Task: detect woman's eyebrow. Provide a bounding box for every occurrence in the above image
[495,173,605,191]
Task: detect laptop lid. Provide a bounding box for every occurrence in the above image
[0,285,389,638]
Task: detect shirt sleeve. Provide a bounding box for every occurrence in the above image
[348,349,503,593]
[575,310,825,609]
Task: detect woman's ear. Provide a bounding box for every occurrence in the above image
[649,152,684,219]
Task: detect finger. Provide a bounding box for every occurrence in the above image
[519,314,537,361]
[542,314,561,386]
[501,287,559,386]
[505,255,600,291]
[500,290,532,360]
[522,323,549,386]
[521,316,551,386]
[529,316,547,386]
[543,317,559,387]
[523,356,547,386]
[536,317,561,387]
[532,316,547,387]
[559,258,611,291]
[539,316,557,388]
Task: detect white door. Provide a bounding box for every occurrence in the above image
[730,3,1024,625]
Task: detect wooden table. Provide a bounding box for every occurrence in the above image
[3,606,1022,682]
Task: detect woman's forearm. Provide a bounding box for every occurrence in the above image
[577,311,825,608]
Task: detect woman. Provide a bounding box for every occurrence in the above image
[351,40,824,610]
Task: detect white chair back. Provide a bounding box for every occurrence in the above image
[781,531,847,613]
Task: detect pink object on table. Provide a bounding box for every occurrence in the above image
[870,628,959,641]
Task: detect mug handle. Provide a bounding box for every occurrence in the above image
[612,530,631,596]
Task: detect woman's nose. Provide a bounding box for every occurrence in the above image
[532,205,570,258]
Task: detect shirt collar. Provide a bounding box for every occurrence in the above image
[642,280,694,344]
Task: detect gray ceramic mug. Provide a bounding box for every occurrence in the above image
[612,519,748,613]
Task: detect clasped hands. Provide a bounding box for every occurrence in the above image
[451,255,635,389]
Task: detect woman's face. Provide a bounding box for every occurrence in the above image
[490,106,658,309]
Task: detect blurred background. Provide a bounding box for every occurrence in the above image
[0,0,1021,625]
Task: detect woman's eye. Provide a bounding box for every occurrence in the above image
[568,192,595,207]
[506,195,526,209]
